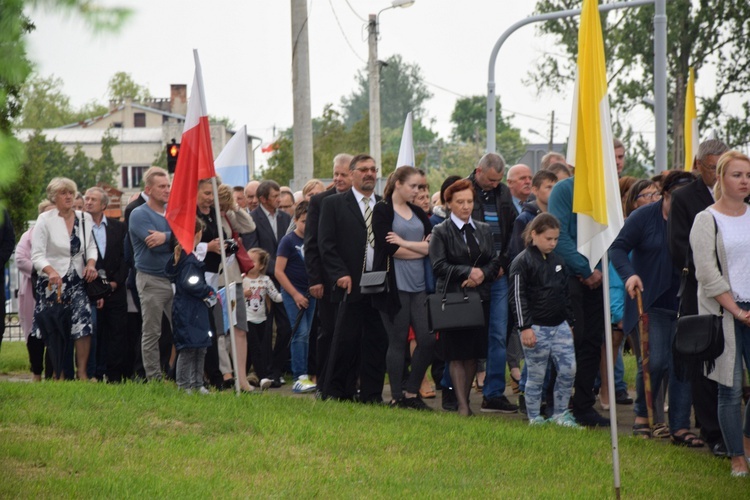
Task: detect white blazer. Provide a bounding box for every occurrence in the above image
[31,209,98,279]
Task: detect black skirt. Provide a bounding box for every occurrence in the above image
[439,301,490,361]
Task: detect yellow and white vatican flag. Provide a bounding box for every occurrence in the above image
[567,0,624,271]
[566,1,624,494]
[684,67,698,171]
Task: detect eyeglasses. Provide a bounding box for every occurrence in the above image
[355,166,378,174]
[636,192,662,201]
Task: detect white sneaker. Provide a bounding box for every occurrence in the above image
[197,386,210,395]
[553,410,583,429]
[529,415,547,426]
[259,378,273,390]
[292,375,317,394]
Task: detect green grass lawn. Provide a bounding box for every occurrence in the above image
[0,342,742,498]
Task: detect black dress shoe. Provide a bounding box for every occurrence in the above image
[710,441,728,458]
[615,390,633,405]
[442,387,458,411]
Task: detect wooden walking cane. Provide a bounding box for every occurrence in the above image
[635,288,654,429]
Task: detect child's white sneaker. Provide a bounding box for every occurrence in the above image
[553,410,583,429]
[292,375,317,394]
[529,415,547,426]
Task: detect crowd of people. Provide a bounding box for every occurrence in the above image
[3,138,750,477]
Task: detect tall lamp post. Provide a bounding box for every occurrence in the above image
[368,0,415,177]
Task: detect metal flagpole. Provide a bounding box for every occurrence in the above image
[210,177,241,396]
[601,252,621,498]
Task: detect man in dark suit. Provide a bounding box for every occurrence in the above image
[318,154,388,403]
[668,138,728,456]
[305,153,352,392]
[84,187,128,382]
[248,180,293,386]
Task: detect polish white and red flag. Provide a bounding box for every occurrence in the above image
[166,50,216,254]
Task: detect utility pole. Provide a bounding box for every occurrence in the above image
[549,110,555,151]
[368,13,382,175]
[291,0,313,187]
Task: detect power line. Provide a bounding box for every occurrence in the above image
[328,0,366,64]
[343,0,366,22]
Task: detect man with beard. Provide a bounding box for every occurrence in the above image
[318,154,387,403]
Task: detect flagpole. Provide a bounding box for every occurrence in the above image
[209,177,241,396]
[601,252,621,497]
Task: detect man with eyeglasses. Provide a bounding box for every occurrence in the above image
[279,190,296,217]
[318,154,388,403]
[668,138,729,457]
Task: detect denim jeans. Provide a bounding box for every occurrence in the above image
[483,276,508,399]
[633,308,692,431]
[282,290,316,379]
[717,302,750,457]
[522,321,576,420]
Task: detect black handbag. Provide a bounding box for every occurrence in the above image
[426,269,484,332]
[80,214,112,301]
[360,246,389,295]
[673,216,724,379]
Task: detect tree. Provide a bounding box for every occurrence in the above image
[91,132,119,186]
[340,54,433,130]
[17,74,76,128]
[107,71,151,102]
[532,0,750,168]
[450,95,527,164]
[1,0,131,239]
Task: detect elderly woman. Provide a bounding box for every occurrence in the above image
[216,183,257,392]
[429,179,501,416]
[690,151,750,477]
[31,177,98,380]
[16,200,54,381]
[610,171,698,443]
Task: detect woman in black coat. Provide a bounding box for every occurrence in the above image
[372,167,434,410]
[429,179,501,416]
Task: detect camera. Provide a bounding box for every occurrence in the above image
[224,239,239,256]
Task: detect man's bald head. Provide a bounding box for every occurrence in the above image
[244,180,260,211]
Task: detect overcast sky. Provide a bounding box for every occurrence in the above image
[27,0,664,164]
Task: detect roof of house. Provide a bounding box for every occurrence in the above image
[58,102,186,129]
[16,127,164,144]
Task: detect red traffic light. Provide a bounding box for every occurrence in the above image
[166,140,180,173]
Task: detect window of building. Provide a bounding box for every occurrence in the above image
[120,165,149,188]
[133,112,146,128]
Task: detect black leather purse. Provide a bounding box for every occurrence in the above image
[426,269,484,332]
[360,250,389,295]
[673,216,724,378]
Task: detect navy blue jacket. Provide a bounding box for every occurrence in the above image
[165,252,214,350]
[609,200,680,335]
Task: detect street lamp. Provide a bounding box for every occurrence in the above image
[368,0,415,176]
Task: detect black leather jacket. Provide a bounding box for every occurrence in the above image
[429,218,501,301]
[467,170,516,272]
[509,245,575,330]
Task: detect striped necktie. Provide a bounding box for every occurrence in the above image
[362,197,374,247]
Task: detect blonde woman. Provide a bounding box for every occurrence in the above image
[31,178,98,380]
[690,151,750,477]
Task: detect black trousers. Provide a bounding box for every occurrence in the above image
[268,301,292,379]
[323,298,388,403]
[315,291,339,391]
[95,290,127,382]
[568,277,604,413]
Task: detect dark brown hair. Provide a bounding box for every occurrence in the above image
[523,213,560,246]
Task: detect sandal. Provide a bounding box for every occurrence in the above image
[652,423,670,439]
[671,432,705,448]
[632,423,652,439]
[420,388,437,399]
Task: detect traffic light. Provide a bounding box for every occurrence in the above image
[166,140,180,173]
